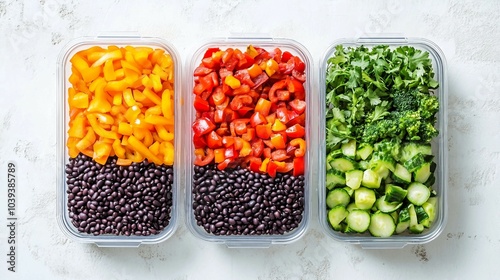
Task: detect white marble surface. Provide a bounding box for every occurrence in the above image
[0,0,499,279]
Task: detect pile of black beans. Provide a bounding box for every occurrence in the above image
[192,164,305,236]
[65,154,173,236]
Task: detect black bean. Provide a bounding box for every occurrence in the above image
[192,164,305,236]
[66,154,173,236]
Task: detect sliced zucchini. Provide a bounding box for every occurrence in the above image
[404,153,432,173]
[370,151,396,172]
[369,212,396,237]
[341,139,357,158]
[326,169,345,190]
[345,170,363,190]
[328,205,348,230]
[384,184,408,203]
[361,169,381,188]
[356,143,373,160]
[375,195,403,213]
[343,186,355,196]
[329,157,356,172]
[395,207,410,234]
[354,187,376,210]
[346,210,371,233]
[407,182,431,206]
[414,162,432,183]
[400,143,432,162]
[326,188,350,208]
[346,202,359,212]
[415,205,429,223]
[392,163,412,184]
[408,204,424,234]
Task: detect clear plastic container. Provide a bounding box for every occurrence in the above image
[184,36,314,248]
[56,35,182,247]
[318,36,448,249]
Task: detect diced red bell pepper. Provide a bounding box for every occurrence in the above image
[206,130,223,149]
[204,48,221,59]
[263,147,272,159]
[250,111,268,127]
[251,72,269,89]
[293,56,306,73]
[289,98,306,114]
[281,51,293,63]
[287,78,305,99]
[193,134,207,149]
[251,138,264,157]
[248,156,262,173]
[192,117,216,137]
[242,127,255,142]
[202,57,218,69]
[255,123,272,139]
[292,69,306,83]
[211,86,226,105]
[275,107,290,124]
[217,158,231,170]
[230,94,253,111]
[287,112,305,127]
[286,124,305,138]
[268,79,288,103]
[267,161,278,178]
[232,119,249,135]
[293,156,305,176]
[225,145,238,160]
[194,66,213,76]
[222,136,235,147]
[237,106,253,117]
[271,149,289,162]
[194,95,210,112]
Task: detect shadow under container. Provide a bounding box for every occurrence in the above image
[318,37,448,249]
[56,35,182,247]
[184,36,315,248]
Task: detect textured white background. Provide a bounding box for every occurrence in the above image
[0,0,499,279]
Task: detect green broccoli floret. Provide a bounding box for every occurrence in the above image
[418,93,439,119]
[419,122,439,143]
[396,111,422,141]
[392,90,419,112]
[362,118,401,144]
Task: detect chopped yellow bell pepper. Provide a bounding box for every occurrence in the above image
[162,142,174,165]
[144,115,173,126]
[247,63,263,78]
[225,75,241,89]
[265,59,279,77]
[271,119,287,132]
[155,124,174,141]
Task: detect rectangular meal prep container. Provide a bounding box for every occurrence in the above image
[56,35,182,247]
[184,36,315,248]
[318,36,448,249]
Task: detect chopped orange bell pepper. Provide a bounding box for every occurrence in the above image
[76,128,96,151]
[289,138,306,157]
[127,135,162,165]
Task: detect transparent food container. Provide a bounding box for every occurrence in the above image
[318,37,448,249]
[184,36,314,248]
[56,35,182,247]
